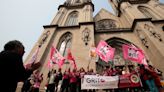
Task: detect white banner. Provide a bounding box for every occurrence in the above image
[81,75,119,89]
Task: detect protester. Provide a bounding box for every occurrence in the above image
[69,68,78,92]
[148,65,163,91]
[46,69,57,92]
[60,68,70,92]
[0,40,40,92]
[32,70,43,92]
[79,67,87,92]
[21,73,34,92]
[139,64,158,92]
[55,68,63,92]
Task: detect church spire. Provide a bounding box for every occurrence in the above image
[108,0,151,16]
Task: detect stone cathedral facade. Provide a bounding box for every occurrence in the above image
[17,0,164,91]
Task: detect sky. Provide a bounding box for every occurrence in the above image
[0,0,163,60]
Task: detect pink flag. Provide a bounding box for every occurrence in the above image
[67,49,77,69]
[122,44,146,65]
[25,47,40,69]
[50,46,65,68]
[47,59,54,68]
[96,40,115,62]
[29,47,39,63]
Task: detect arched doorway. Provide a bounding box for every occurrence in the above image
[96,37,144,74]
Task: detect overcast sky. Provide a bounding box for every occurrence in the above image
[0,0,163,60]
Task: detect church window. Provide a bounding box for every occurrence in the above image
[65,11,78,26]
[138,6,157,20]
[58,33,72,56]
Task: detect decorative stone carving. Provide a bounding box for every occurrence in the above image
[65,0,71,5]
[75,0,80,3]
[144,23,162,42]
[39,31,50,47]
[121,2,132,11]
[82,28,91,45]
[84,0,91,3]
[96,19,117,30]
[85,6,89,11]
[136,29,149,48]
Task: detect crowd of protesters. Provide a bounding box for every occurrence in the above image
[35,63,162,92]
[19,63,164,92]
[1,40,163,92]
[45,67,96,92]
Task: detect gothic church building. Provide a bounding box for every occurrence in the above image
[18,0,164,91]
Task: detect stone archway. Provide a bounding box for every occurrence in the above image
[96,37,144,73]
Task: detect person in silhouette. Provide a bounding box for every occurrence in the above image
[0,40,40,92]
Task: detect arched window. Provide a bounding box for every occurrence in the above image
[65,11,78,26]
[58,32,72,56]
[138,6,156,20]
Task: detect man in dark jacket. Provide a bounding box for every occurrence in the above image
[0,40,40,92]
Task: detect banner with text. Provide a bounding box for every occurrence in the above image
[81,75,119,89]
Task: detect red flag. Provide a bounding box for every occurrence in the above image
[67,49,77,69]
[50,46,55,59]
[49,46,65,68]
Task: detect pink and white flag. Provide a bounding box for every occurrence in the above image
[122,44,147,65]
[29,47,40,64]
[49,46,65,68]
[96,40,115,62]
[25,47,40,69]
[47,59,54,68]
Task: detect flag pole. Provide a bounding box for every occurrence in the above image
[65,59,68,71]
[87,58,91,71]
[135,67,143,87]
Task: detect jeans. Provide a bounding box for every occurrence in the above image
[145,79,158,92]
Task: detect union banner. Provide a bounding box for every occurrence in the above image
[81,73,142,89]
[119,72,142,88]
[81,75,119,89]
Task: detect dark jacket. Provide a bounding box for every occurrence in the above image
[0,51,32,92]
